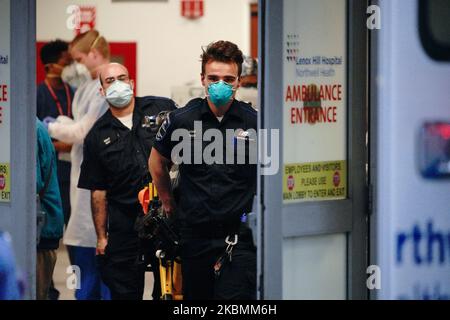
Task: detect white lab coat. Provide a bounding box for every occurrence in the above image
[48,78,108,248]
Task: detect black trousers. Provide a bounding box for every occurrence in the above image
[181,230,256,300]
[97,251,161,300]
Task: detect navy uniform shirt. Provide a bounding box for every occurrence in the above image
[37,82,74,120]
[78,96,177,255]
[153,98,257,240]
[36,82,74,186]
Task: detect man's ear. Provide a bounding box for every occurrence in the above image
[130,79,135,91]
[99,86,105,97]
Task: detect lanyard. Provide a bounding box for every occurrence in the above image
[44,79,72,118]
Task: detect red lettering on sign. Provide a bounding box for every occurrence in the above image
[285,84,343,102]
[290,106,337,124]
[0,85,7,102]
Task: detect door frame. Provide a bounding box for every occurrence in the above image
[257,0,369,299]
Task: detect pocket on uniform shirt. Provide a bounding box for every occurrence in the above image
[178,136,208,174]
[102,138,132,175]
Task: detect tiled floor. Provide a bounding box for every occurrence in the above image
[53,244,154,300]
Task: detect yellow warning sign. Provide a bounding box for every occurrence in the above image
[283,160,347,202]
[0,163,10,202]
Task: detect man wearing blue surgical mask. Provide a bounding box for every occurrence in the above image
[37,40,74,228]
[150,41,257,300]
[78,63,177,300]
[201,51,241,118]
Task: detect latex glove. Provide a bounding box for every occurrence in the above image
[42,116,56,129]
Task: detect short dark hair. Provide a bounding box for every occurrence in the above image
[40,40,69,65]
[201,41,244,77]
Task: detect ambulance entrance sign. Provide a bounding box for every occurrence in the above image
[283,0,347,203]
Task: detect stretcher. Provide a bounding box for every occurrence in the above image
[138,183,183,300]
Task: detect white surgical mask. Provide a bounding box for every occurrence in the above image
[105,80,133,108]
[61,62,91,88]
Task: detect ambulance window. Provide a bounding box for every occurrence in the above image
[419,0,450,61]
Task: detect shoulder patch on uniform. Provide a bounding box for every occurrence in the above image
[156,116,171,142]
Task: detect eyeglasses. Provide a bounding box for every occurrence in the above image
[104,74,130,85]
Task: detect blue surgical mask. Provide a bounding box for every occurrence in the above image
[207,80,235,107]
[105,80,133,108]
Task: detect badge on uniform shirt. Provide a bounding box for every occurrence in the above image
[143,111,172,133]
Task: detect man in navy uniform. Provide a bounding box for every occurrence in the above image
[150,41,257,300]
[78,63,177,300]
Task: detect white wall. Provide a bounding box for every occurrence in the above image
[37,0,254,98]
